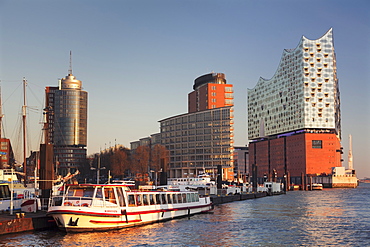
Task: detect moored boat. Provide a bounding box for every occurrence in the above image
[310,183,323,190]
[47,182,213,232]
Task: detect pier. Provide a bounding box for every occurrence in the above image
[210,191,269,205]
[0,211,56,235]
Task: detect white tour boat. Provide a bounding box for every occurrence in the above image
[47,183,213,232]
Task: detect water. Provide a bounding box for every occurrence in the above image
[0,183,369,246]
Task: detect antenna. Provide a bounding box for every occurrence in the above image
[69,50,73,75]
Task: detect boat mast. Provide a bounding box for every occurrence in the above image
[0,85,3,139]
[22,78,27,184]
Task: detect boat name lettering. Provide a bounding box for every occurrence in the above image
[105,210,117,213]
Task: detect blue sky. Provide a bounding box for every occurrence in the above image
[1,0,369,178]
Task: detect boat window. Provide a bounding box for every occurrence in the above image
[67,188,83,197]
[195,193,199,202]
[182,194,187,203]
[128,194,136,206]
[167,194,172,204]
[172,193,177,204]
[186,193,191,202]
[149,194,155,205]
[0,185,10,199]
[161,194,167,204]
[104,188,117,205]
[116,187,126,207]
[142,194,149,205]
[83,188,94,198]
[136,194,142,206]
[95,188,103,200]
[177,193,182,203]
[156,194,161,204]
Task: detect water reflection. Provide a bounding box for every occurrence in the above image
[0,184,369,246]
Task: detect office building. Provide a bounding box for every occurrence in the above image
[247,28,342,184]
[159,73,234,180]
[45,66,88,175]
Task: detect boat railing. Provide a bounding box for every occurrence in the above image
[49,195,93,207]
[49,195,120,208]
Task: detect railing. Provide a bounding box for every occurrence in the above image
[49,196,119,208]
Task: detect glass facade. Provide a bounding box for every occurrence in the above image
[46,72,88,174]
[247,28,341,140]
[54,90,87,146]
[159,106,234,179]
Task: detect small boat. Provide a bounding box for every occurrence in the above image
[0,183,38,212]
[47,182,213,232]
[310,183,323,190]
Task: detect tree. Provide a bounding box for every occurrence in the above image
[132,145,150,175]
[110,146,130,178]
[151,144,169,172]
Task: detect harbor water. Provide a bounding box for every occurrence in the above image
[0,183,369,246]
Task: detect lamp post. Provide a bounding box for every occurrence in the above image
[91,154,106,184]
[150,169,162,186]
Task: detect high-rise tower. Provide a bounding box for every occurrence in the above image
[247,29,342,185]
[45,53,88,175]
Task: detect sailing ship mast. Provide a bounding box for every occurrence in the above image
[22,78,27,183]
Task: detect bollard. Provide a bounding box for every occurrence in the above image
[16,213,20,219]
[21,213,25,218]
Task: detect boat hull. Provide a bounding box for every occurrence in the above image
[49,200,212,232]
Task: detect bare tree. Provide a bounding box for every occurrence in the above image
[110,147,130,178]
[132,145,150,175]
[151,144,169,172]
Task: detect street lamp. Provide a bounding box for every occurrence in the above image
[91,154,106,184]
[150,169,162,186]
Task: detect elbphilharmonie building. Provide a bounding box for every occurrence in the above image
[248,29,342,185]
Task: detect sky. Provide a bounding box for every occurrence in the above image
[0,0,369,178]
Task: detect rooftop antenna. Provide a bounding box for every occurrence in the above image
[69,50,73,75]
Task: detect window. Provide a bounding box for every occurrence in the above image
[149,194,155,205]
[167,194,172,204]
[128,195,136,206]
[182,193,187,203]
[142,194,149,205]
[104,188,117,205]
[177,193,182,203]
[312,140,322,149]
[116,188,126,207]
[156,194,161,204]
[161,194,167,204]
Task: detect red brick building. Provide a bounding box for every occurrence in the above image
[249,131,342,185]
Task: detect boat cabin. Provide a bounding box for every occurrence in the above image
[51,184,201,208]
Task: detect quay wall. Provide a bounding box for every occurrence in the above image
[0,213,56,235]
[211,192,268,205]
